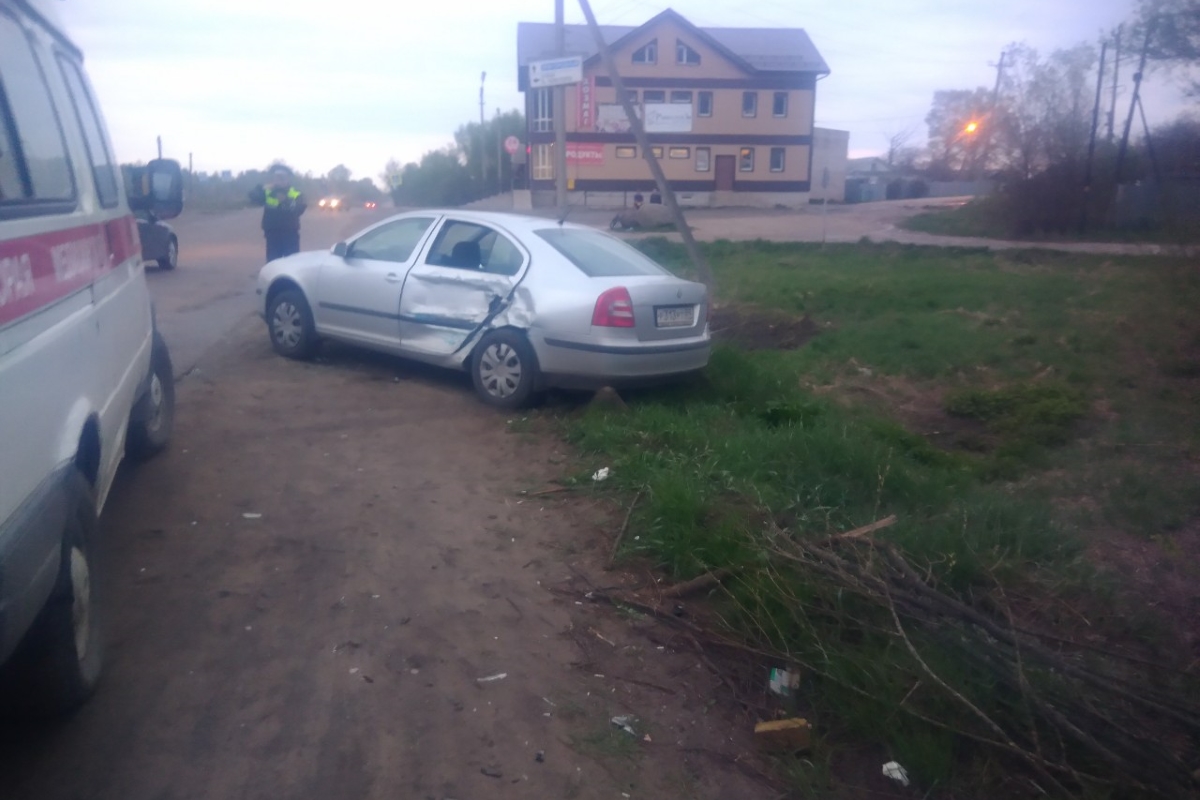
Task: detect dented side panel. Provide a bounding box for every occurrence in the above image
[397,266,525,359]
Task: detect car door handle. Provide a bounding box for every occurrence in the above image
[385,272,402,283]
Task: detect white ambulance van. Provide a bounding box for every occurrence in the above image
[0,0,182,715]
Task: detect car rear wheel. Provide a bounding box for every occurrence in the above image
[471,330,538,409]
[268,288,319,359]
[158,237,178,270]
[126,330,175,460]
[0,471,103,719]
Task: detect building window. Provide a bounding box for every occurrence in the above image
[770,147,786,172]
[632,40,657,64]
[742,92,757,118]
[773,91,788,117]
[669,90,693,105]
[697,91,713,117]
[739,147,755,172]
[615,146,636,158]
[532,144,553,180]
[669,147,690,159]
[532,88,553,133]
[642,90,665,104]
[650,146,664,159]
[695,147,711,172]
[676,40,701,65]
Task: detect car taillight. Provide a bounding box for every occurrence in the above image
[592,287,635,328]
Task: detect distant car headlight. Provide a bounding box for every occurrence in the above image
[330,199,340,208]
[318,198,327,207]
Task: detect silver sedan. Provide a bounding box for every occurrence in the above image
[255,210,710,408]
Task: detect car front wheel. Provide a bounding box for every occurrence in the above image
[158,237,178,270]
[268,288,319,359]
[126,330,175,460]
[471,330,538,409]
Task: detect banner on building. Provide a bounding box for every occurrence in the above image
[566,142,605,165]
[644,103,693,133]
[595,103,634,133]
[577,76,596,131]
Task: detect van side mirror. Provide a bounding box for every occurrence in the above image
[332,241,349,258]
[129,159,183,220]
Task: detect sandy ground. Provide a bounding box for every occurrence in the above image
[0,318,778,799]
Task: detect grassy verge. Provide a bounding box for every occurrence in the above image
[557,239,1200,795]
[900,197,1200,244]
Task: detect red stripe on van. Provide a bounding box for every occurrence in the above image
[0,215,140,328]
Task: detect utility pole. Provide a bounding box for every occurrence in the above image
[496,107,503,196]
[975,50,1005,179]
[480,72,488,194]
[479,71,486,126]
[1114,21,1153,184]
[156,135,162,159]
[1108,25,1122,144]
[1080,40,1108,232]
[576,0,713,293]
[554,0,568,213]
[188,151,193,192]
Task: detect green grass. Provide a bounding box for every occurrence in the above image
[554,239,1200,793]
[900,197,1200,244]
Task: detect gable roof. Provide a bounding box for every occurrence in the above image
[516,7,829,76]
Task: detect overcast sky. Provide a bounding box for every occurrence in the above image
[51,0,1187,184]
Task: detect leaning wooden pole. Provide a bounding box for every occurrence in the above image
[576,0,714,296]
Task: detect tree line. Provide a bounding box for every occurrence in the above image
[380,111,526,208]
[898,0,1199,235]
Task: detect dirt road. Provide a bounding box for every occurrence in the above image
[0,210,773,799]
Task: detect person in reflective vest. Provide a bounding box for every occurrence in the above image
[249,163,307,262]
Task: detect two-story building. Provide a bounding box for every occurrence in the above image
[516,8,831,209]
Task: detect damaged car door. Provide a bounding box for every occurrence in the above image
[316,216,437,348]
[397,218,529,357]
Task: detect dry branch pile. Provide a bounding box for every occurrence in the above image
[726,521,1200,797]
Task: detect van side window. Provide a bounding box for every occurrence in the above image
[57,56,118,208]
[0,12,75,212]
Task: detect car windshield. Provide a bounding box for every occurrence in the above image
[534,228,670,278]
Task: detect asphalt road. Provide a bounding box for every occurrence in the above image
[147,206,388,378]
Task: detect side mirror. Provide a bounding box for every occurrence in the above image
[332,241,349,258]
[129,159,183,220]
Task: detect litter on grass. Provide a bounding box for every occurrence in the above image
[611,715,637,736]
[882,761,910,787]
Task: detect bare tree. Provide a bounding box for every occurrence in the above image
[1132,0,1200,95]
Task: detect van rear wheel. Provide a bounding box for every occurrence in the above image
[0,472,103,719]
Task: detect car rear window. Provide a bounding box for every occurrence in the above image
[534,228,669,278]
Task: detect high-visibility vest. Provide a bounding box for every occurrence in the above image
[264,187,301,207]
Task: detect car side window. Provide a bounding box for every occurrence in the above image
[0,12,75,212]
[483,232,523,277]
[57,56,118,208]
[348,217,435,262]
[425,220,524,276]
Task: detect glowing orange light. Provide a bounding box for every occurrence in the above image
[964,121,979,134]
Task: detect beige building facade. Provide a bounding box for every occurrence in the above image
[517,10,830,209]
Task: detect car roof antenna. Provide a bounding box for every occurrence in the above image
[557,203,574,226]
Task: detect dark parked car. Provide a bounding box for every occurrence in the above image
[137,212,178,270]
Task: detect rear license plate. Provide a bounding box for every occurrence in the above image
[655,305,694,328]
